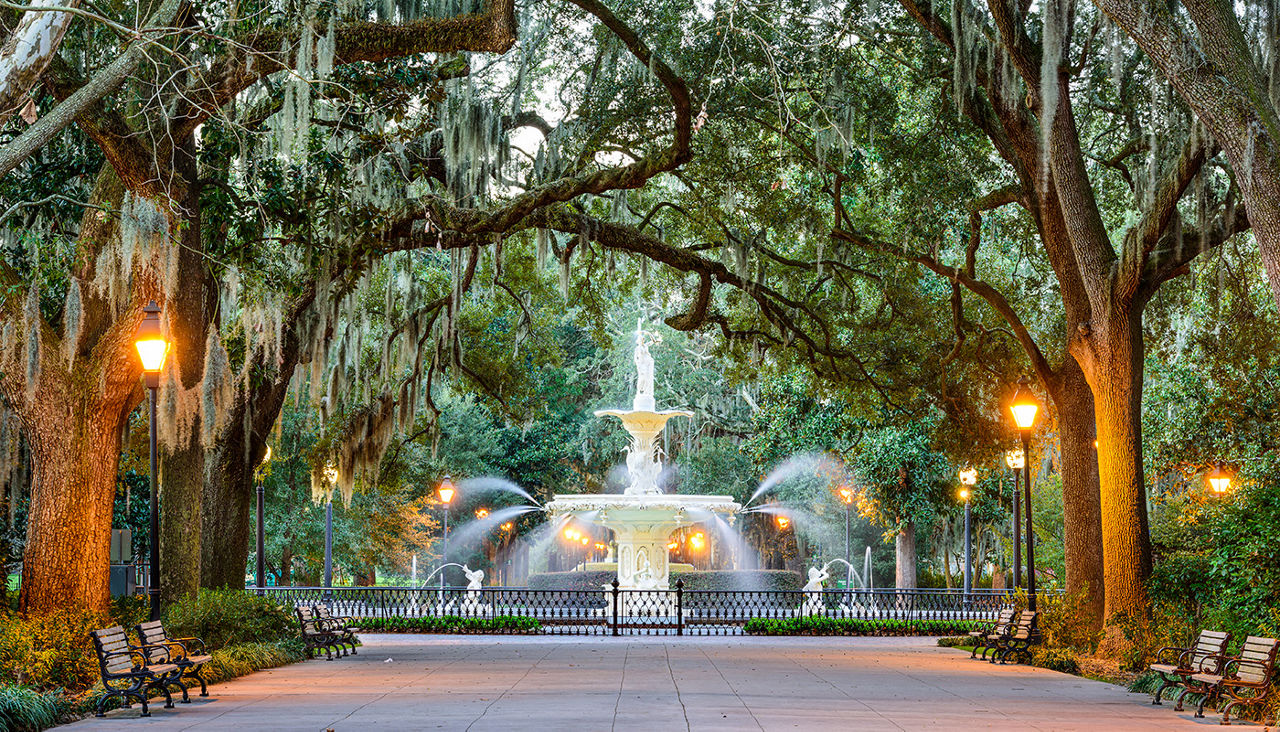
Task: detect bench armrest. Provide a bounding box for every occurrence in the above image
[133,642,174,664]
[173,636,206,655]
[1154,645,1189,667]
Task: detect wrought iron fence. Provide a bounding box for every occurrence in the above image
[257,584,1060,637]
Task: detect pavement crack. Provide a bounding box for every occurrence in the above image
[463,643,557,732]
[611,643,631,732]
[697,645,764,731]
[663,644,691,731]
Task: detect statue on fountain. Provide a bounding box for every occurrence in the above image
[802,565,831,616]
[633,320,658,411]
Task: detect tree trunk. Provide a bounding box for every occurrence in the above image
[895,521,917,589]
[158,135,208,607]
[1053,360,1106,627]
[1073,309,1152,621]
[19,403,129,613]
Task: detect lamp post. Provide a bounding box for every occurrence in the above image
[837,485,854,569]
[1009,377,1040,610]
[322,464,337,597]
[255,444,272,595]
[1207,466,1233,495]
[437,475,455,590]
[133,301,168,622]
[958,467,977,602]
[1004,449,1024,589]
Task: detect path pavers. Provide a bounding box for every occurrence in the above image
[66,635,1232,730]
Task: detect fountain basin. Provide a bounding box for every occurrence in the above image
[546,493,741,591]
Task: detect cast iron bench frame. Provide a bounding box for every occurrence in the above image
[1148,629,1231,706]
[314,603,360,656]
[90,626,182,718]
[135,619,212,701]
[987,610,1040,665]
[1182,635,1280,724]
[969,607,1016,660]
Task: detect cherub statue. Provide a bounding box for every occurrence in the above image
[462,565,485,591]
[802,565,831,615]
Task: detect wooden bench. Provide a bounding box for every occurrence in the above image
[314,604,360,656]
[90,626,181,718]
[969,607,1016,660]
[296,606,341,660]
[136,620,212,701]
[1148,629,1230,705]
[1183,636,1280,724]
[988,610,1040,665]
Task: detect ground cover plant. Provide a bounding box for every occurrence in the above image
[356,616,541,634]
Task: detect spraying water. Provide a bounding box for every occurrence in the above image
[744,453,846,507]
[458,476,541,506]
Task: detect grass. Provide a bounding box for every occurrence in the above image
[0,685,72,732]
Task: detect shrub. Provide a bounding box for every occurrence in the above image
[936,636,971,648]
[0,684,71,732]
[527,571,616,592]
[356,615,540,633]
[742,617,982,636]
[162,589,297,651]
[527,569,803,593]
[0,608,111,689]
[1032,647,1080,674]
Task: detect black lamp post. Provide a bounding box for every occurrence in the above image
[323,464,337,597]
[1008,377,1040,610]
[254,445,271,594]
[133,300,168,622]
[437,475,455,589]
[958,468,977,602]
[1005,449,1024,589]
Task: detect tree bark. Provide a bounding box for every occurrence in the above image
[1071,309,1153,620]
[1053,360,1106,624]
[895,521,917,589]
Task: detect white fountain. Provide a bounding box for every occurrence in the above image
[546,322,741,592]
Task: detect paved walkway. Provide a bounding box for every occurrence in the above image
[68,635,1233,730]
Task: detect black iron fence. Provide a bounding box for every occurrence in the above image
[256,584,1059,637]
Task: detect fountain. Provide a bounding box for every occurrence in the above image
[546,321,741,592]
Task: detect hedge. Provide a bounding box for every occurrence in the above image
[356,615,541,634]
[742,617,985,636]
[527,569,802,593]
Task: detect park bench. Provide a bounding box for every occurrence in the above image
[988,610,1040,665]
[89,626,181,718]
[314,603,361,656]
[1182,635,1280,724]
[968,607,1016,660]
[135,620,212,701]
[296,606,341,659]
[1148,629,1231,705]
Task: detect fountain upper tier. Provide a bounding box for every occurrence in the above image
[546,321,740,591]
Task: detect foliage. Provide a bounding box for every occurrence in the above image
[1031,647,1080,675]
[742,617,983,636]
[354,616,540,634]
[0,608,110,689]
[0,684,71,732]
[162,590,297,651]
[526,570,803,593]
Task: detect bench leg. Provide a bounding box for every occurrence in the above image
[1220,700,1236,725]
[1152,676,1172,705]
[1173,686,1192,712]
[191,668,208,697]
[1196,689,1214,719]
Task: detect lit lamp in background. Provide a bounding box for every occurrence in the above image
[776,515,790,530]
[1207,466,1233,495]
[837,485,854,570]
[958,467,977,602]
[689,532,706,551]
[133,301,168,622]
[254,444,272,595]
[323,464,338,596]
[437,475,455,590]
[475,508,489,519]
[1004,448,1025,589]
[1008,377,1040,611]
[501,522,514,532]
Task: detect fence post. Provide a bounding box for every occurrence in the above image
[676,579,684,636]
[611,579,620,637]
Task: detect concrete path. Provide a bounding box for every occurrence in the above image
[67,634,1237,731]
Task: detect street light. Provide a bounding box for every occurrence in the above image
[1207,466,1233,495]
[1004,448,1024,590]
[837,485,854,570]
[776,515,790,530]
[438,475,455,589]
[323,464,338,595]
[255,444,272,595]
[958,468,977,602]
[1008,377,1040,611]
[475,508,489,519]
[134,300,168,621]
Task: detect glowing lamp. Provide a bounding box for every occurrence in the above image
[1207,466,1232,495]
[1004,449,1024,469]
[838,485,854,505]
[501,522,514,531]
[776,515,790,530]
[564,528,575,540]
[1009,377,1039,431]
[134,300,168,385]
[437,475,455,504]
[667,541,678,550]
[959,467,977,486]
[580,537,589,545]
[475,508,489,519]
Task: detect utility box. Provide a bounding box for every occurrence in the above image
[109,529,133,563]
[109,564,136,597]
